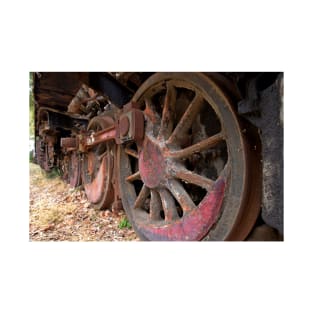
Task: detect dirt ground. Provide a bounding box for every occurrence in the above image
[29,163,139,241]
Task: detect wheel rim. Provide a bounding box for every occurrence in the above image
[81,115,114,209]
[118,73,260,240]
[68,151,81,188]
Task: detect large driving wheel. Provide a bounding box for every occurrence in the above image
[81,115,115,210]
[118,73,261,241]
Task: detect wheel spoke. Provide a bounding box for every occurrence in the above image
[126,171,141,182]
[166,179,196,213]
[133,185,150,209]
[158,83,177,140]
[167,93,203,144]
[150,190,162,220]
[167,132,224,159]
[144,97,161,124]
[173,167,214,190]
[125,148,138,159]
[144,97,161,136]
[158,188,179,221]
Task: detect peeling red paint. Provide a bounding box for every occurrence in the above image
[138,178,226,240]
[139,138,166,188]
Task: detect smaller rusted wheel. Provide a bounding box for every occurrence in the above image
[81,115,115,210]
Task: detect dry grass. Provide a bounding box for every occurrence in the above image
[29,163,138,241]
[30,164,76,226]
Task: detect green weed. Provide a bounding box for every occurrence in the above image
[118,217,132,229]
[45,168,61,179]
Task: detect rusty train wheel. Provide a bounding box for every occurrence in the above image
[81,115,114,210]
[118,73,261,241]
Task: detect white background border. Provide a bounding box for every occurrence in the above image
[1,1,312,312]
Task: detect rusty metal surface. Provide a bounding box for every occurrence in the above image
[118,72,262,241]
[85,126,116,148]
[35,135,56,172]
[61,137,78,151]
[82,150,114,208]
[34,73,89,112]
[116,103,145,144]
[37,107,89,132]
[59,105,144,154]
[139,178,226,240]
[139,138,166,189]
[119,116,130,136]
[68,152,82,188]
[81,115,115,210]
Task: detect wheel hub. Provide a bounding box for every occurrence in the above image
[139,137,166,188]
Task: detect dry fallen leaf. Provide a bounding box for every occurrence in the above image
[29,163,138,241]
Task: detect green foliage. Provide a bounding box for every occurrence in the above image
[29,150,34,163]
[45,167,61,179]
[118,217,132,229]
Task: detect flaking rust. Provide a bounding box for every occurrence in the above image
[138,178,226,241]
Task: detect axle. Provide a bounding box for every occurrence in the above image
[61,102,145,152]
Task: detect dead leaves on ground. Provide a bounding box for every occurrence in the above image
[29,163,138,241]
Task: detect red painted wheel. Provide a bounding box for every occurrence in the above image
[81,115,114,210]
[118,73,261,240]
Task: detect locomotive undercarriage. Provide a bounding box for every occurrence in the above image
[33,72,283,241]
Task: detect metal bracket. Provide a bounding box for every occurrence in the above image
[116,103,144,144]
[60,102,145,152]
